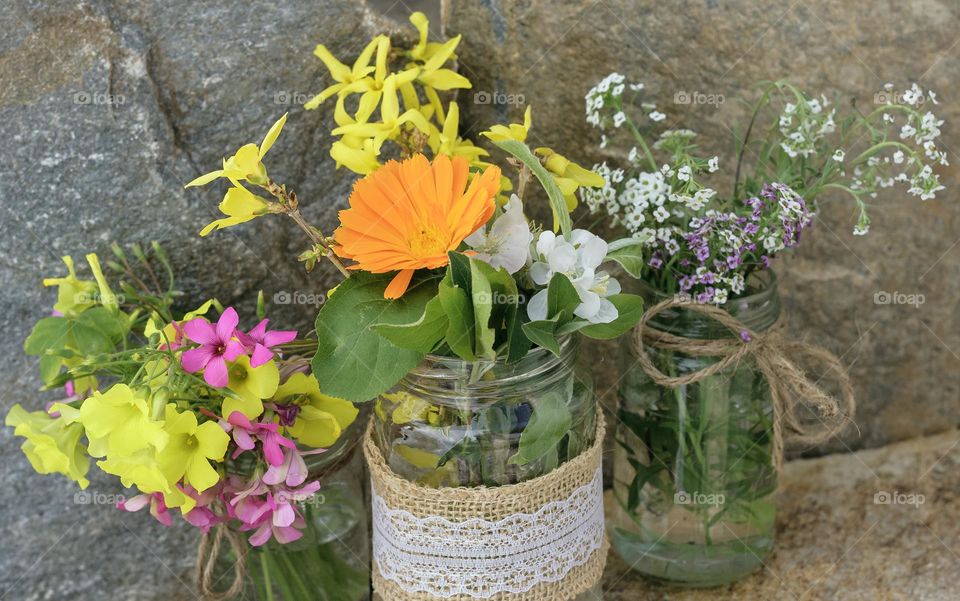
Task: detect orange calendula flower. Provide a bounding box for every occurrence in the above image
[334,154,501,298]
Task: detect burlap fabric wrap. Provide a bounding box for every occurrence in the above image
[365,409,608,600]
[634,297,856,469]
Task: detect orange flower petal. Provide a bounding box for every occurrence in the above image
[384,269,414,299]
[333,154,501,298]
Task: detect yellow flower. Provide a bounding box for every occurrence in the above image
[79,384,168,458]
[338,36,420,119]
[383,391,440,426]
[430,102,489,163]
[535,147,605,213]
[98,448,171,494]
[273,373,358,448]
[6,404,90,489]
[221,354,280,420]
[331,75,432,151]
[414,35,470,91]
[304,37,380,109]
[482,106,533,143]
[199,186,271,236]
[404,12,470,90]
[328,96,382,174]
[185,114,288,187]
[42,256,98,316]
[156,405,229,493]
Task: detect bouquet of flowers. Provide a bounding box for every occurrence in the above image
[581,76,947,302]
[5,246,366,600]
[185,13,647,489]
[580,73,947,586]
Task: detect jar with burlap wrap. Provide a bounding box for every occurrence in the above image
[200,416,370,601]
[368,337,607,600]
[609,271,854,587]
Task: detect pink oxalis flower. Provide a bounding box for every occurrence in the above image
[181,307,244,387]
[235,319,297,367]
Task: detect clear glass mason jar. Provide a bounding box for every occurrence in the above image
[219,416,371,601]
[609,273,780,587]
[372,337,597,487]
[371,337,603,600]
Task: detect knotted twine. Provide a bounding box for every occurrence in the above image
[633,298,856,470]
[194,435,363,600]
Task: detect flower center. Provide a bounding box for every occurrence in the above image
[409,225,447,257]
[230,366,248,381]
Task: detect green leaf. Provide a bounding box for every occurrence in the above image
[371,292,447,354]
[509,390,573,465]
[75,306,129,340]
[546,273,580,321]
[448,251,473,292]
[24,317,70,355]
[492,139,572,237]
[605,238,646,278]
[469,259,496,359]
[312,273,432,401]
[578,294,645,339]
[521,316,564,356]
[39,354,63,385]
[437,273,475,360]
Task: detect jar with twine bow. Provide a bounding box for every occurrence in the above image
[608,271,855,587]
[196,415,370,601]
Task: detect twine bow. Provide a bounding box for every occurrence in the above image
[196,523,248,600]
[193,437,362,599]
[633,298,856,470]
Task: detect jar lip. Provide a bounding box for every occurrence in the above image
[419,335,575,369]
[404,336,579,390]
[640,269,778,304]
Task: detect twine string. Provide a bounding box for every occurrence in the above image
[632,297,856,469]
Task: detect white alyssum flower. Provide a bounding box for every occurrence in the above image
[677,165,692,181]
[613,111,627,128]
[832,149,845,162]
[527,230,621,324]
[708,156,719,172]
[649,110,666,122]
[465,195,533,274]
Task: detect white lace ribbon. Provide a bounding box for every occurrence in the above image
[372,467,605,598]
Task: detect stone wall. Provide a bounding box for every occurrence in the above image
[0,0,957,599]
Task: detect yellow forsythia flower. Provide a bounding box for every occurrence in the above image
[535,147,605,213]
[156,404,230,493]
[185,114,288,187]
[221,354,279,420]
[482,106,533,143]
[199,186,271,236]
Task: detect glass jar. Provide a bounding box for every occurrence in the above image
[372,337,602,600]
[609,273,780,587]
[219,416,371,601]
